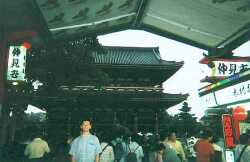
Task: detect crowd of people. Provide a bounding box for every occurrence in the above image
[1,119,250,162]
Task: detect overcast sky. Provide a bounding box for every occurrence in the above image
[98,30,250,118]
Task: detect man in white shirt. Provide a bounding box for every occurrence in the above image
[69,119,102,162]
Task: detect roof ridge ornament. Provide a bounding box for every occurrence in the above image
[68,0,84,3]
[48,13,65,24]
[96,2,113,16]
[212,0,237,3]
[41,0,59,8]
[237,1,250,12]
[72,8,89,20]
[118,0,134,10]
[212,0,250,12]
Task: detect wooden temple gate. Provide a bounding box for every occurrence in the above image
[0,44,188,148]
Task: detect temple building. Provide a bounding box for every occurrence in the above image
[4,45,187,142]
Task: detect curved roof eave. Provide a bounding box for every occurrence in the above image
[4,0,250,54]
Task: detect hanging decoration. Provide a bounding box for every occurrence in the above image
[7,46,27,81]
[222,114,235,148]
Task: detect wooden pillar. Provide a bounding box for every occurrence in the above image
[44,110,48,138]
[90,111,96,133]
[0,105,10,145]
[0,0,8,152]
[8,107,17,143]
[122,110,127,126]
[0,0,6,106]
[133,112,138,133]
[46,106,53,141]
[67,111,72,137]
[0,103,21,144]
[155,111,159,135]
[90,111,94,122]
[0,104,2,121]
[113,111,117,124]
[0,0,8,158]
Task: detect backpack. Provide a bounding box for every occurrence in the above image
[114,142,124,161]
[236,145,248,162]
[212,150,222,162]
[100,144,109,156]
[125,144,140,162]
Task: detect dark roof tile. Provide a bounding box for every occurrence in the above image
[92,46,168,65]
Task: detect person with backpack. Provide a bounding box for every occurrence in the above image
[164,131,186,162]
[112,136,125,162]
[154,143,165,162]
[237,133,250,162]
[120,135,144,162]
[99,135,115,162]
[163,143,181,162]
[211,136,225,162]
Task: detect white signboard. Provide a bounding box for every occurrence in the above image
[211,61,250,77]
[200,92,218,108]
[215,80,250,105]
[7,46,27,81]
[225,150,235,162]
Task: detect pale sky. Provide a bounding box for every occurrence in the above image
[25,104,46,114]
[98,30,250,118]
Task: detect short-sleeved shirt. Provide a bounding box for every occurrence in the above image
[69,134,102,162]
[195,139,214,162]
[163,143,181,162]
[165,140,186,160]
[100,142,114,162]
[24,138,50,159]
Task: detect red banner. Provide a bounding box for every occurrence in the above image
[222,114,235,148]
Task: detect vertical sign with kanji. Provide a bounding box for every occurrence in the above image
[222,114,235,148]
[7,46,27,81]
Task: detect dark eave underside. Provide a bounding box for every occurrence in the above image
[3,0,250,53]
[7,86,188,110]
